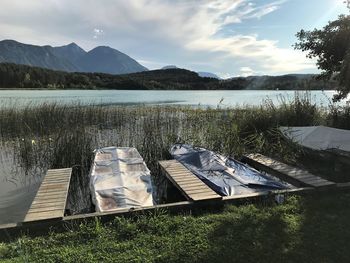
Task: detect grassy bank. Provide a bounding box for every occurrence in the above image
[1,192,350,262]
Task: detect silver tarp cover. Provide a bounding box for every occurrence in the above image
[280,126,350,152]
[89,147,153,212]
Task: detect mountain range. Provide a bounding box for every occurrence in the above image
[0,39,335,91]
[161,65,220,79]
[0,40,148,74]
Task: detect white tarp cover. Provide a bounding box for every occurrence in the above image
[89,147,153,212]
[280,126,350,152]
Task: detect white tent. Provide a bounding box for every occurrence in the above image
[89,147,154,212]
[280,126,350,152]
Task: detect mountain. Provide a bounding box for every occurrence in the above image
[0,39,148,74]
[76,46,147,74]
[162,65,178,69]
[52,42,86,64]
[0,40,78,71]
[197,72,220,79]
[161,65,220,79]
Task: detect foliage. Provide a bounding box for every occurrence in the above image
[0,62,336,91]
[0,63,217,90]
[295,14,350,100]
[1,192,350,262]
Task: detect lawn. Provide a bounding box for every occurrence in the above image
[1,191,350,263]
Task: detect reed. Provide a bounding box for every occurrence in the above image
[0,93,348,212]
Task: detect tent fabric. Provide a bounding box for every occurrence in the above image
[280,126,350,152]
[89,147,154,212]
[170,144,289,196]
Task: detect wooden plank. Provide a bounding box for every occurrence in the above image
[181,181,206,186]
[190,193,221,201]
[34,194,67,200]
[170,174,193,179]
[169,171,194,176]
[186,189,214,195]
[32,195,66,200]
[34,191,67,196]
[174,178,200,183]
[25,211,63,220]
[39,185,69,189]
[181,185,211,191]
[30,202,66,209]
[243,154,336,189]
[31,198,67,206]
[31,195,67,203]
[159,160,222,202]
[40,178,70,183]
[24,211,63,222]
[26,207,64,214]
[24,168,72,222]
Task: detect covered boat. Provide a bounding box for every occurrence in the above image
[280,126,350,153]
[89,147,154,212]
[170,144,290,196]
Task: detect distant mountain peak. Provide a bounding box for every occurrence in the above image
[55,42,85,51]
[162,65,178,70]
[0,39,148,75]
[77,45,148,74]
[64,42,84,50]
[197,71,220,79]
[1,39,18,44]
[67,42,78,46]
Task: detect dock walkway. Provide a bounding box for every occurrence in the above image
[24,168,72,222]
[159,160,222,201]
[243,153,335,189]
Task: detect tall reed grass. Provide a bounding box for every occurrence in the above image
[0,93,349,213]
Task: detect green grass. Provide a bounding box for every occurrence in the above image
[1,192,350,262]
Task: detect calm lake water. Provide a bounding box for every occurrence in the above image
[0,89,347,224]
[0,89,347,108]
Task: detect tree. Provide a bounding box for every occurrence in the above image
[295,6,350,101]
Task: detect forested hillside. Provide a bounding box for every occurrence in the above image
[0,63,336,90]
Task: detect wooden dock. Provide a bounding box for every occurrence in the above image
[159,160,222,201]
[243,153,336,189]
[23,168,72,222]
[3,159,350,239]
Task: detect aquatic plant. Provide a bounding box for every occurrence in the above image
[0,94,349,213]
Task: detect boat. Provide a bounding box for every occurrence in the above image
[89,146,154,212]
[170,144,290,196]
[280,126,350,165]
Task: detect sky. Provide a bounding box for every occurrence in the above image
[0,0,348,78]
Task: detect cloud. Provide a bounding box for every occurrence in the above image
[239,67,256,77]
[0,0,316,75]
[93,28,104,39]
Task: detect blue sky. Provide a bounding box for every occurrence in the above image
[0,0,348,78]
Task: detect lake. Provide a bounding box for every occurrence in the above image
[0,89,347,108]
